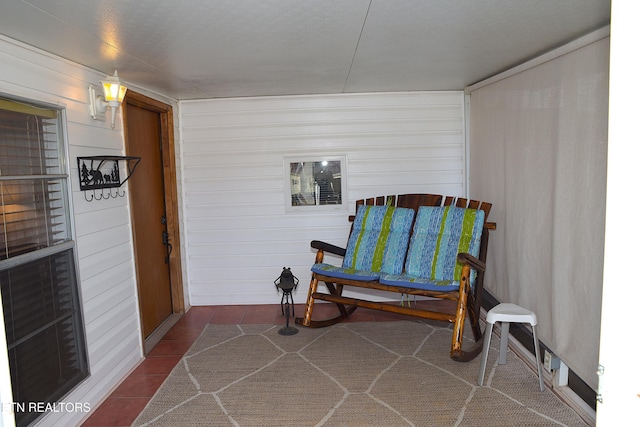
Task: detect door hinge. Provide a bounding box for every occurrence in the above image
[596,364,605,404]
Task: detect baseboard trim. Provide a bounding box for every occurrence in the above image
[143,314,182,354]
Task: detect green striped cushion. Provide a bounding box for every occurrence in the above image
[341,205,415,274]
[404,205,484,281]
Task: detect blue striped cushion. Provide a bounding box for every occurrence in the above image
[379,206,484,291]
[312,204,415,281]
[342,205,414,274]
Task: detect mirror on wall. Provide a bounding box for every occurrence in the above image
[284,156,347,211]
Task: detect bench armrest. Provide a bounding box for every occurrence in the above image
[457,252,486,272]
[311,240,346,257]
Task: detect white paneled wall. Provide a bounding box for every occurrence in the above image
[180,92,466,305]
[0,35,178,427]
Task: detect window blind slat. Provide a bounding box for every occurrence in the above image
[0,177,69,259]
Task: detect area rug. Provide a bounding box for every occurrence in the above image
[132,321,589,426]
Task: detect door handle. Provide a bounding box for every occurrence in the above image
[162,230,173,264]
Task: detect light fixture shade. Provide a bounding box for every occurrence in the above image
[89,70,128,128]
[100,70,127,103]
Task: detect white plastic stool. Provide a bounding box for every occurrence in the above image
[477,303,544,391]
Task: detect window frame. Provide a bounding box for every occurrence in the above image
[283,155,348,213]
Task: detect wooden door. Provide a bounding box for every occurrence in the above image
[123,92,184,341]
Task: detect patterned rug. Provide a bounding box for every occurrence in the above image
[132,321,589,426]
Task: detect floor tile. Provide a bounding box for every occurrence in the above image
[180,306,216,324]
[243,304,280,324]
[131,355,182,376]
[209,305,248,324]
[159,323,204,342]
[110,374,166,398]
[146,340,194,357]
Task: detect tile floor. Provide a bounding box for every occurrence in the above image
[80,301,455,427]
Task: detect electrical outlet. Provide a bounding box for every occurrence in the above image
[544,350,552,371]
[544,350,561,372]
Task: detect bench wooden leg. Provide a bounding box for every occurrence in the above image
[450,267,485,362]
[295,278,358,328]
[450,277,468,360]
[467,297,483,342]
[296,274,319,327]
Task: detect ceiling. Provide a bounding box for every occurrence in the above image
[0,0,610,100]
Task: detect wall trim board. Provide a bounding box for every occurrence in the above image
[465,26,610,93]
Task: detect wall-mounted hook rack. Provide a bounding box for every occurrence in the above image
[77,155,141,202]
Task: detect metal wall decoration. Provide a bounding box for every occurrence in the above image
[77,155,141,201]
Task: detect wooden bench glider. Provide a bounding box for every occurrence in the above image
[295,194,495,362]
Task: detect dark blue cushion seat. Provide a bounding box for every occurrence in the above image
[378,273,459,292]
[311,263,380,281]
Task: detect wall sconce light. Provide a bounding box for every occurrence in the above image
[88,70,128,128]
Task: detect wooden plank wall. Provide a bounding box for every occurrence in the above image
[180,91,466,305]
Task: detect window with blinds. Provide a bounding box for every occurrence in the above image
[0,97,88,427]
